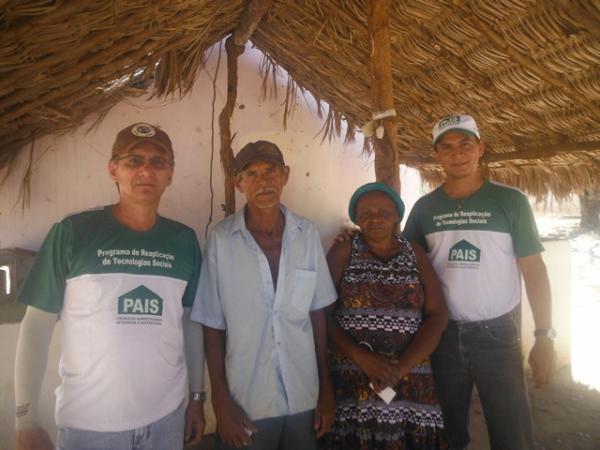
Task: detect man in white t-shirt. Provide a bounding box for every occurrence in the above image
[403,115,556,450]
[15,123,206,450]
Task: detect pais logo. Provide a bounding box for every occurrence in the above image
[448,239,480,262]
[118,285,163,316]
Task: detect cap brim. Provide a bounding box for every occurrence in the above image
[123,138,173,155]
[235,155,285,173]
[433,129,478,146]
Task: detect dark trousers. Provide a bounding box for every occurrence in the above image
[215,410,317,450]
[432,309,534,450]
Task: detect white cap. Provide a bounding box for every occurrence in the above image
[432,114,480,146]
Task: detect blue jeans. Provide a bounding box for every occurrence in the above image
[215,410,317,450]
[431,309,534,450]
[57,401,185,450]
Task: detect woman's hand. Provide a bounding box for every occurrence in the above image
[355,350,398,391]
[390,359,411,382]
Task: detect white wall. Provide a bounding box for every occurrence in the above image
[0,42,380,448]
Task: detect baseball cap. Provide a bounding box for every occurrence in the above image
[233,140,285,173]
[111,123,174,160]
[348,182,405,224]
[432,114,480,146]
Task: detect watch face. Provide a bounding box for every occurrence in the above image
[191,392,206,402]
[535,328,557,339]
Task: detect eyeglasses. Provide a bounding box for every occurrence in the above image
[116,154,173,170]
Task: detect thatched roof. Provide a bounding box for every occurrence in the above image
[2,0,599,198]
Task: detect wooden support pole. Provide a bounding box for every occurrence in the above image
[233,0,275,46]
[218,37,244,217]
[218,0,273,216]
[368,0,400,193]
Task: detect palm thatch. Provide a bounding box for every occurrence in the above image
[1,0,599,198]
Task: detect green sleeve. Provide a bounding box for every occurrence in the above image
[512,193,544,258]
[402,204,428,251]
[17,221,71,313]
[181,231,202,308]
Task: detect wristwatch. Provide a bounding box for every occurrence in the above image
[534,328,557,340]
[190,391,206,402]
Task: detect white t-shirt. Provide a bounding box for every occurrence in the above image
[403,181,544,321]
[18,207,201,431]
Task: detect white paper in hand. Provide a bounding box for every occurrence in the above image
[369,382,396,404]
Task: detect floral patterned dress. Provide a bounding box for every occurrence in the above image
[326,234,447,450]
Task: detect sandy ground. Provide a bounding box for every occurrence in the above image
[469,366,600,450]
[193,366,600,450]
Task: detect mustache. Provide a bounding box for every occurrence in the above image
[254,187,278,196]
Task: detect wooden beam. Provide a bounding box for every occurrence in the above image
[483,141,600,163]
[233,0,275,46]
[368,0,400,192]
[399,141,600,167]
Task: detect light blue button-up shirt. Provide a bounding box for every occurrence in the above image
[191,205,336,421]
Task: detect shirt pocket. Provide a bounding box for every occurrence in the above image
[289,269,317,317]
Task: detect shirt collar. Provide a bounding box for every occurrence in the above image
[230,204,301,241]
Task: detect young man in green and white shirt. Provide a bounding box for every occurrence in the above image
[15,123,206,450]
[403,115,556,450]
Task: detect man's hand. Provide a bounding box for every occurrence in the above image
[333,227,358,243]
[313,380,335,438]
[16,428,54,450]
[528,338,556,388]
[355,351,398,392]
[519,253,554,389]
[214,397,257,448]
[184,399,206,447]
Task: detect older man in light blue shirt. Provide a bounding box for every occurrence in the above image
[191,140,336,450]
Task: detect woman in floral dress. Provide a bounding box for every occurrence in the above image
[325,183,449,449]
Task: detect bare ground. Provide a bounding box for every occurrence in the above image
[469,366,600,450]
